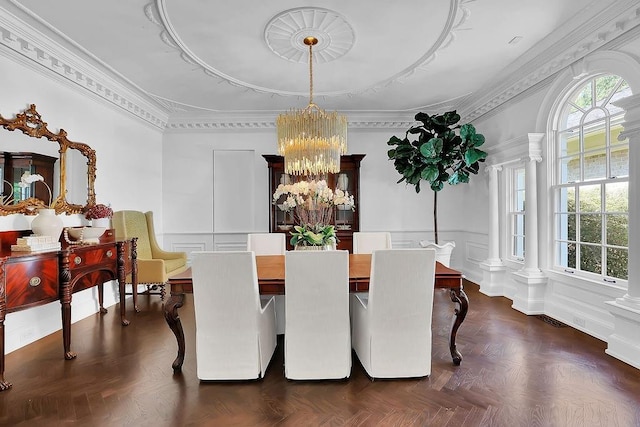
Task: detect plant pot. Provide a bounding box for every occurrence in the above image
[294,244,334,251]
[91,217,111,228]
[419,240,455,267]
[31,208,64,241]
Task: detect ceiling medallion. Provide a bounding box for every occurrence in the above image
[264,7,355,64]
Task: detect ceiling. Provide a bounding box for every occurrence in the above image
[3,0,636,123]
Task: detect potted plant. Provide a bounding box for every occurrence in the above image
[84,203,113,228]
[387,110,487,264]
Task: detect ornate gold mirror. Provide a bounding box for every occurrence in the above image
[0,104,96,215]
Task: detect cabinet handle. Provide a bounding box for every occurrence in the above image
[74,256,82,265]
[29,277,41,287]
[106,250,113,257]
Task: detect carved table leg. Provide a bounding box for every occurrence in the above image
[98,282,108,314]
[116,241,130,326]
[0,262,12,391]
[131,238,139,313]
[59,250,77,360]
[449,287,469,366]
[164,293,186,371]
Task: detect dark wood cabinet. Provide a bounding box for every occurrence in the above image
[263,154,365,252]
[1,152,57,204]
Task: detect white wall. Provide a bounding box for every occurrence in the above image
[1,53,164,353]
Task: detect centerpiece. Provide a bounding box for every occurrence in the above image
[272,179,355,249]
[84,203,113,228]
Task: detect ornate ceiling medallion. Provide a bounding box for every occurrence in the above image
[264,8,355,64]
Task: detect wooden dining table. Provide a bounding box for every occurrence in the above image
[164,253,468,371]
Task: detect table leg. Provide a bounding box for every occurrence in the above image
[98,282,108,314]
[449,287,469,365]
[164,292,186,371]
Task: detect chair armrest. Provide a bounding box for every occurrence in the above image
[151,248,187,262]
[137,258,167,282]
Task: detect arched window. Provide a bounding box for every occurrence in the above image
[553,75,630,282]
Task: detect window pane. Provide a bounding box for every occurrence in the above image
[557,242,576,269]
[579,184,601,212]
[606,214,628,246]
[559,131,579,156]
[595,75,620,106]
[514,214,524,235]
[560,156,580,183]
[558,187,576,213]
[557,213,576,241]
[606,247,628,280]
[583,149,606,181]
[516,190,525,211]
[580,214,602,244]
[574,82,593,109]
[580,244,601,274]
[605,182,628,212]
[610,145,629,178]
[513,236,524,258]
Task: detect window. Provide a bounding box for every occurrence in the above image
[553,75,630,282]
[508,166,525,261]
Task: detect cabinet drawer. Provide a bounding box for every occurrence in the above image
[6,257,59,311]
[69,245,117,270]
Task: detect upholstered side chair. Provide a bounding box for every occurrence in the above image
[191,251,277,380]
[285,250,351,380]
[351,248,436,379]
[112,210,187,311]
[352,231,392,254]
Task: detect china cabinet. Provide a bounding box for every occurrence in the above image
[1,152,57,204]
[263,154,365,252]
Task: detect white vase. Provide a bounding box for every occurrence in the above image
[31,208,64,241]
[337,173,349,191]
[419,240,456,267]
[92,217,111,228]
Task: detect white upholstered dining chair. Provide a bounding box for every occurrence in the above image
[284,250,351,380]
[247,232,287,334]
[352,231,392,254]
[351,248,436,379]
[191,251,277,380]
[246,233,286,256]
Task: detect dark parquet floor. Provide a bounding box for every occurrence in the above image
[1,281,640,426]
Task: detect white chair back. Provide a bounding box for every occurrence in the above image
[351,248,436,378]
[352,231,392,254]
[191,251,276,380]
[247,233,286,255]
[284,250,351,380]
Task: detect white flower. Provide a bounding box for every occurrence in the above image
[18,171,53,207]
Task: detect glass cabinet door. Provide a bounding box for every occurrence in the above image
[333,170,355,231]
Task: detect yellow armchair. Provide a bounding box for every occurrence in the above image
[112,210,187,310]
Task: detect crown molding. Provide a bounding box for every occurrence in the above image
[460,1,640,122]
[0,4,169,130]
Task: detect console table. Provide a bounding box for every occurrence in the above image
[0,229,137,391]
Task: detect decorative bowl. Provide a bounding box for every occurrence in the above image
[67,226,107,243]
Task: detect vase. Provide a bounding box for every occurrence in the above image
[294,244,334,251]
[92,217,111,228]
[419,241,455,267]
[337,173,349,191]
[31,208,64,241]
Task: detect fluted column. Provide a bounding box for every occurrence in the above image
[605,94,640,369]
[512,133,547,314]
[479,165,506,296]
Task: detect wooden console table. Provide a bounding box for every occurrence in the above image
[164,254,469,372]
[0,229,137,391]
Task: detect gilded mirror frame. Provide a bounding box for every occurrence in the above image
[0,104,96,215]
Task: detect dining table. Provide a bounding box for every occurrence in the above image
[163,253,468,371]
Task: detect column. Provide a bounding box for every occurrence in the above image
[605,94,640,369]
[512,134,547,314]
[479,165,506,296]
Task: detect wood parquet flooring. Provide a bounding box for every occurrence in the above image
[1,281,639,426]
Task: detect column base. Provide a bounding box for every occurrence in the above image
[511,269,547,315]
[605,298,640,369]
[479,260,507,297]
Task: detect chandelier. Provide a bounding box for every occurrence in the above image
[276,36,347,176]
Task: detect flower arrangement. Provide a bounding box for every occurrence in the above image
[84,203,113,220]
[19,171,53,207]
[290,224,337,247]
[273,179,355,247]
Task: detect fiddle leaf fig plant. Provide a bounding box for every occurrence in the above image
[387,110,487,244]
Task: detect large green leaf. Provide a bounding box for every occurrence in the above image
[421,165,439,182]
[387,135,403,146]
[464,147,488,165]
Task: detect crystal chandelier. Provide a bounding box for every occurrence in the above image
[276,36,347,176]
